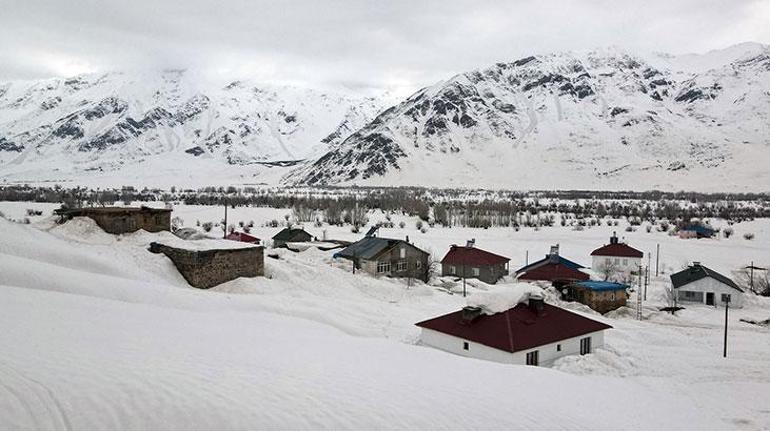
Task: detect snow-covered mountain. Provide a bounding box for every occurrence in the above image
[288,43,770,191]
[0,70,384,187]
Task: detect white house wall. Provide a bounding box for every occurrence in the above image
[592,255,642,273]
[676,277,743,308]
[418,328,606,367]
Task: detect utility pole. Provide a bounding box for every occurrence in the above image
[750,261,754,291]
[525,250,529,266]
[223,199,228,239]
[636,264,643,320]
[462,264,467,297]
[655,243,660,277]
[643,266,648,301]
[723,297,730,358]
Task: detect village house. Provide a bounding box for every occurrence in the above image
[590,233,643,280]
[563,281,628,314]
[671,262,744,308]
[149,240,264,289]
[54,206,171,234]
[441,240,510,284]
[516,245,589,285]
[416,293,612,366]
[335,230,430,282]
[272,227,313,248]
[679,224,716,239]
[226,231,261,244]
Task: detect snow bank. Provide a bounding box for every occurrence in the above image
[467,283,544,314]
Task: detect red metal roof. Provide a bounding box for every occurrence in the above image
[441,246,510,266]
[590,243,643,258]
[416,303,612,353]
[226,232,261,244]
[517,262,589,282]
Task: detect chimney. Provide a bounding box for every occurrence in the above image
[692,261,701,267]
[548,244,559,263]
[405,235,410,243]
[466,238,475,248]
[528,292,545,316]
[461,306,483,323]
[610,231,618,244]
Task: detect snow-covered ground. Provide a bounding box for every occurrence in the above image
[1,201,770,430]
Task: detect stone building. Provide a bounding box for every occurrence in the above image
[336,235,430,282]
[563,281,628,314]
[55,206,171,234]
[149,241,264,289]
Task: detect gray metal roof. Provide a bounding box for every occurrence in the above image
[670,264,743,292]
[337,237,428,260]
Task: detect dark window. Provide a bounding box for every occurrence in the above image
[526,350,539,366]
[721,293,731,303]
[463,342,469,351]
[580,337,591,355]
[556,344,561,352]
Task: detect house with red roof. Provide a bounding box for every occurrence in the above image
[226,231,261,244]
[590,233,643,279]
[416,293,612,366]
[515,245,589,285]
[441,240,510,284]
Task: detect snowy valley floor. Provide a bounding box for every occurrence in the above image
[1,202,770,430]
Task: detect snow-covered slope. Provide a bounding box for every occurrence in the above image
[289,43,770,191]
[0,70,384,187]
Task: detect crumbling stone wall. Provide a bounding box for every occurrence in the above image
[150,242,264,289]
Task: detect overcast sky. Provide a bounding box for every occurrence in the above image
[2,0,769,93]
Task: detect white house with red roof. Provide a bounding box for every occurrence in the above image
[416,292,612,366]
[590,233,643,278]
[441,240,510,284]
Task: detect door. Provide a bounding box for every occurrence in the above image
[706,292,715,306]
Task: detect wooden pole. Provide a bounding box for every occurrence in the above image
[723,299,729,358]
[223,200,228,239]
[655,243,660,277]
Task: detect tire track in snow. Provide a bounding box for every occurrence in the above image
[0,360,73,431]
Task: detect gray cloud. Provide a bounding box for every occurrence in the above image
[2,0,768,93]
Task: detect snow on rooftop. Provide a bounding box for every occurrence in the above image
[466,283,544,315]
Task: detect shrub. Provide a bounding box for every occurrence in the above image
[744,233,755,240]
[399,221,406,229]
[202,222,213,232]
[723,227,734,239]
[415,220,423,230]
[420,226,428,234]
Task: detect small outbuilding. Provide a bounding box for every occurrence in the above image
[149,240,264,289]
[55,206,171,234]
[679,224,716,239]
[336,235,430,282]
[441,240,510,284]
[272,228,312,248]
[590,233,643,279]
[671,262,743,308]
[416,293,612,366]
[516,245,589,285]
[563,281,628,313]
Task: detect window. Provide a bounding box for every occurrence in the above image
[526,351,539,366]
[396,260,407,272]
[376,261,391,274]
[416,261,422,269]
[721,293,731,303]
[614,258,620,264]
[556,344,561,352]
[448,265,456,274]
[400,247,406,259]
[463,342,469,351]
[472,267,480,277]
[605,258,611,264]
[580,337,592,355]
[622,259,628,266]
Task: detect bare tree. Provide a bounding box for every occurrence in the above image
[596,260,621,281]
